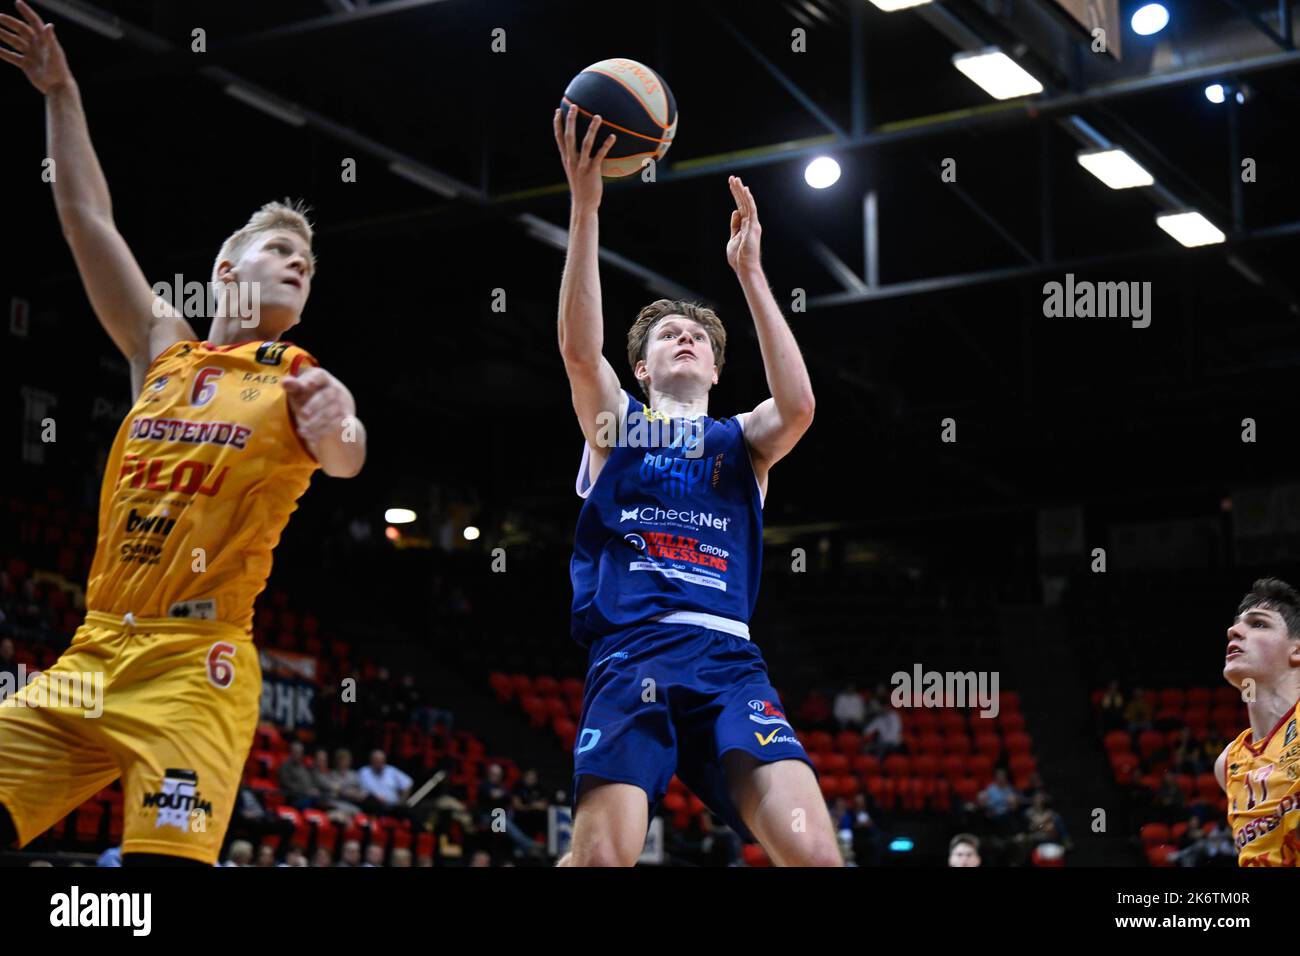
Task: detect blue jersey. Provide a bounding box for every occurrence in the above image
[570,388,765,647]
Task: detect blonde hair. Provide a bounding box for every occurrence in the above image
[211,198,316,287]
[626,299,727,399]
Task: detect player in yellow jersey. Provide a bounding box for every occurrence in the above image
[1215,577,1300,866]
[0,1,366,865]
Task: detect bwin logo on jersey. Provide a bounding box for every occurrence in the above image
[748,699,791,728]
[141,769,212,830]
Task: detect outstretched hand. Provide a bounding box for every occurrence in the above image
[726,175,763,275]
[553,103,617,214]
[0,1,72,95]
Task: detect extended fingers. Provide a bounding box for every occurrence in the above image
[15,0,45,29]
[579,113,603,163]
[0,24,28,51]
[0,12,34,40]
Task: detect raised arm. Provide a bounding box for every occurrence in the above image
[553,104,622,450]
[1,1,193,396]
[726,175,816,471]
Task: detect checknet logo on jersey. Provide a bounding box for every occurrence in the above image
[0,666,104,718]
[619,505,731,532]
[50,886,151,937]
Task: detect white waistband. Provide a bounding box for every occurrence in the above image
[652,610,750,640]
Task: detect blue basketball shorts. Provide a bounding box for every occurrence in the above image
[570,619,814,843]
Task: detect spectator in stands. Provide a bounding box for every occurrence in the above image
[1098,679,1125,732]
[312,747,363,823]
[337,840,362,867]
[850,795,885,867]
[278,740,322,810]
[1155,772,1186,824]
[1015,791,1070,863]
[1175,818,1236,867]
[0,637,17,688]
[478,763,543,859]
[283,847,308,867]
[364,844,385,867]
[325,748,370,808]
[863,699,904,756]
[311,847,334,867]
[978,769,1021,834]
[434,809,470,865]
[1171,727,1207,775]
[469,850,492,867]
[96,846,122,867]
[415,853,434,867]
[948,833,982,867]
[833,683,866,731]
[233,785,295,844]
[224,840,254,867]
[357,749,413,813]
[391,847,412,867]
[256,843,277,867]
[1125,687,1153,734]
[511,768,550,839]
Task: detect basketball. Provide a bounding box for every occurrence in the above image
[559,57,678,178]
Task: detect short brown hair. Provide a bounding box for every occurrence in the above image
[949,833,980,853]
[1237,577,1300,639]
[626,299,727,399]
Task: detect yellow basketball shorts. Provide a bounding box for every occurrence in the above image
[0,610,262,864]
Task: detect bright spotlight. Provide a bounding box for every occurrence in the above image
[1130,4,1169,36]
[1204,83,1226,104]
[463,526,481,541]
[804,157,841,189]
[385,508,416,524]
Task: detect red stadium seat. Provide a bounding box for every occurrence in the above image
[998,691,1021,713]
[75,801,103,843]
[1195,773,1220,802]
[534,675,560,695]
[1110,753,1139,784]
[1183,707,1210,732]
[865,776,896,811]
[1137,730,1166,760]
[952,777,980,804]
[1158,688,1185,712]
[940,755,966,780]
[807,731,834,754]
[882,754,911,777]
[967,755,994,785]
[974,733,1001,761]
[835,731,864,756]
[1146,844,1179,867]
[943,733,972,756]
[823,753,849,775]
[1103,730,1132,755]
[852,754,881,777]
[489,672,512,703]
[1140,823,1171,847]
[998,712,1026,733]
[917,733,945,756]
[1004,732,1033,756]
[912,754,939,780]
[742,843,772,867]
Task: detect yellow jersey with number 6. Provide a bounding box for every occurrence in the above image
[1225,697,1300,866]
[85,339,321,633]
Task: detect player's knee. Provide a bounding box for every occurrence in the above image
[570,837,638,867]
[792,834,844,867]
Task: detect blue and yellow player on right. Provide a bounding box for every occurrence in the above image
[551,103,840,867]
[1217,577,1300,866]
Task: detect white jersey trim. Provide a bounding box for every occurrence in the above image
[651,610,751,640]
[734,412,766,509]
[576,388,632,499]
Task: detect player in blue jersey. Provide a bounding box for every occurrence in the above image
[551,104,840,866]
